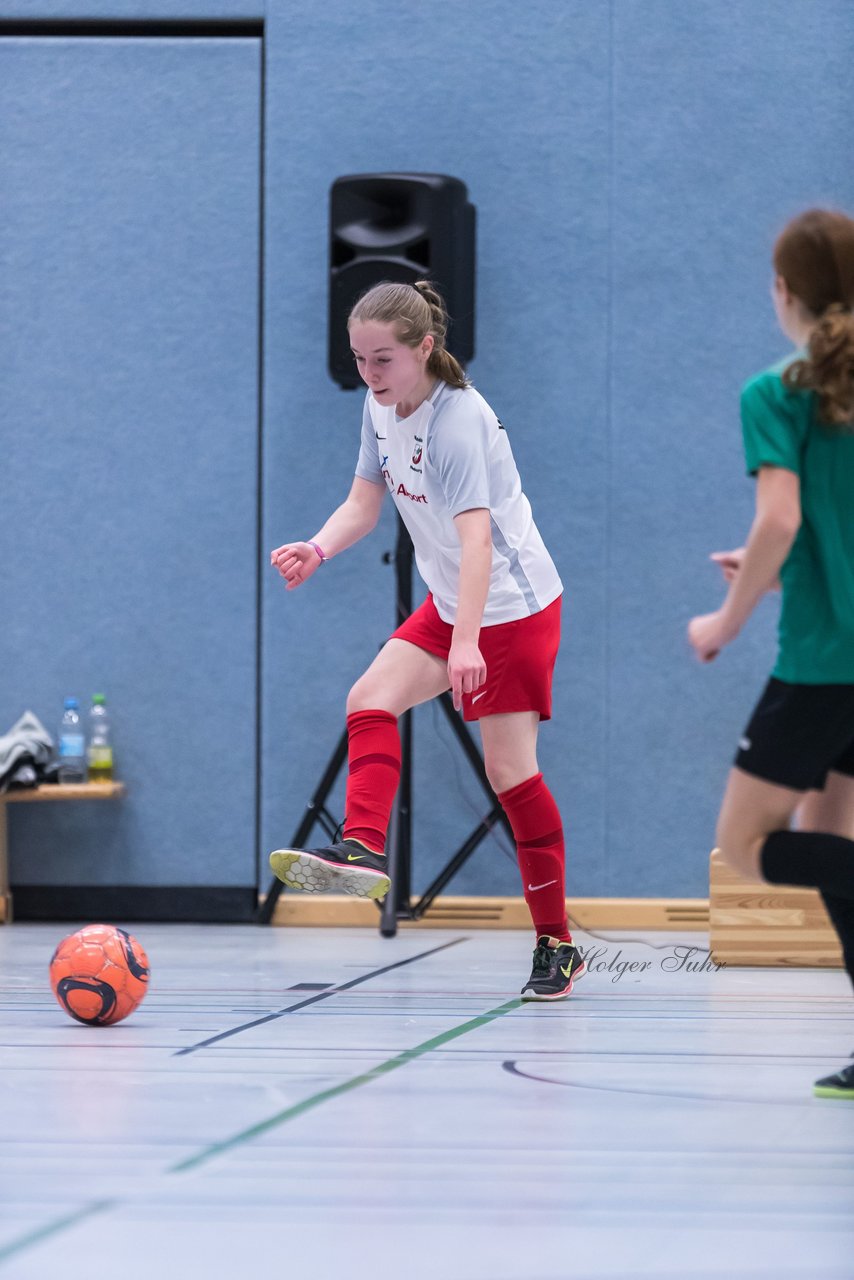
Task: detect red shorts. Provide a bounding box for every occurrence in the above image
[390,593,562,722]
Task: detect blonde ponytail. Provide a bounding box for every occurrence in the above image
[411,281,469,389]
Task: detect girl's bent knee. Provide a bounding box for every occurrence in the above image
[487,763,532,796]
[347,679,399,718]
[346,680,373,717]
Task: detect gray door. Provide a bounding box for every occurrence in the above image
[0,33,261,914]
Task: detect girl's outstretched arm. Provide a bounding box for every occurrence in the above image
[710,547,782,590]
[271,477,385,590]
[689,465,801,661]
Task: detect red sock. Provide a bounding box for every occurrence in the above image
[498,773,570,942]
[342,710,401,855]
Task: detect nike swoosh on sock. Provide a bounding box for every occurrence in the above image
[527,879,558,892]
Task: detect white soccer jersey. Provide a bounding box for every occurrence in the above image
[355,381,563,626]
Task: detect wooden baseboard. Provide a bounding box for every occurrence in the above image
[267,894,710,930]
[709,850,843,967]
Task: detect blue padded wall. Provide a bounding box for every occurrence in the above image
[3,0,854,910]
[1,34,261,889]
[604,2,854,893]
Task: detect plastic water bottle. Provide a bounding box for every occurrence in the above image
[87,694,114,784]
[58,698,86,784]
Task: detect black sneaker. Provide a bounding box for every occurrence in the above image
[521,935,586,1001]
[814,1055,854,1100]
[269,837,390,900]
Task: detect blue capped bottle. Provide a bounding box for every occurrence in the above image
[58,697,86,784]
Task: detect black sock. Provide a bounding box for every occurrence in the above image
[820,892,854,993]
[760,831,854,992]
[760,830,854,899]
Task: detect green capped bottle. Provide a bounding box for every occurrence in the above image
[86,694,114,784]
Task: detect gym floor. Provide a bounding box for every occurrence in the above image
[1,923,852,1279]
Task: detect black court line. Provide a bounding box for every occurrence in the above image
[173,937,468,1056]
[501,1060,822,1108]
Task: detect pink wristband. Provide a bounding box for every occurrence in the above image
[308,541,327,563]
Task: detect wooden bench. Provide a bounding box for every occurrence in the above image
[0,782,125,923]
[709,849,843,967]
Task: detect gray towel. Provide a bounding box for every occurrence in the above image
[0,711,54,794]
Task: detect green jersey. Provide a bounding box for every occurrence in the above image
[741,356,854,683]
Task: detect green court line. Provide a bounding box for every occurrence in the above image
[0,997,523,1267]
[170,996,522,1172]
[0,1200,116,1266]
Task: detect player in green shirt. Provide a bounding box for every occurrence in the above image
[689,208,854,1098]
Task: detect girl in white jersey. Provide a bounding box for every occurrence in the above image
[270,280,584,1000]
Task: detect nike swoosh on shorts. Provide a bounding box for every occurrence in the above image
[471,690,488,704]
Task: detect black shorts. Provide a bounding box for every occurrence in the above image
[735,677,854,791]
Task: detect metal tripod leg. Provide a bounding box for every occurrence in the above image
[411,802,508,918]
[405,690,515,921]
[379,704,412,938]
[378,688,516,931]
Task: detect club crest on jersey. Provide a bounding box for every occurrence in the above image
[411,437,423,467]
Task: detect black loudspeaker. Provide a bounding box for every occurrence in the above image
[329,172,476,389]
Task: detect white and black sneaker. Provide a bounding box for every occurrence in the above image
[269,837,390,900]
[521,936,586,1001]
